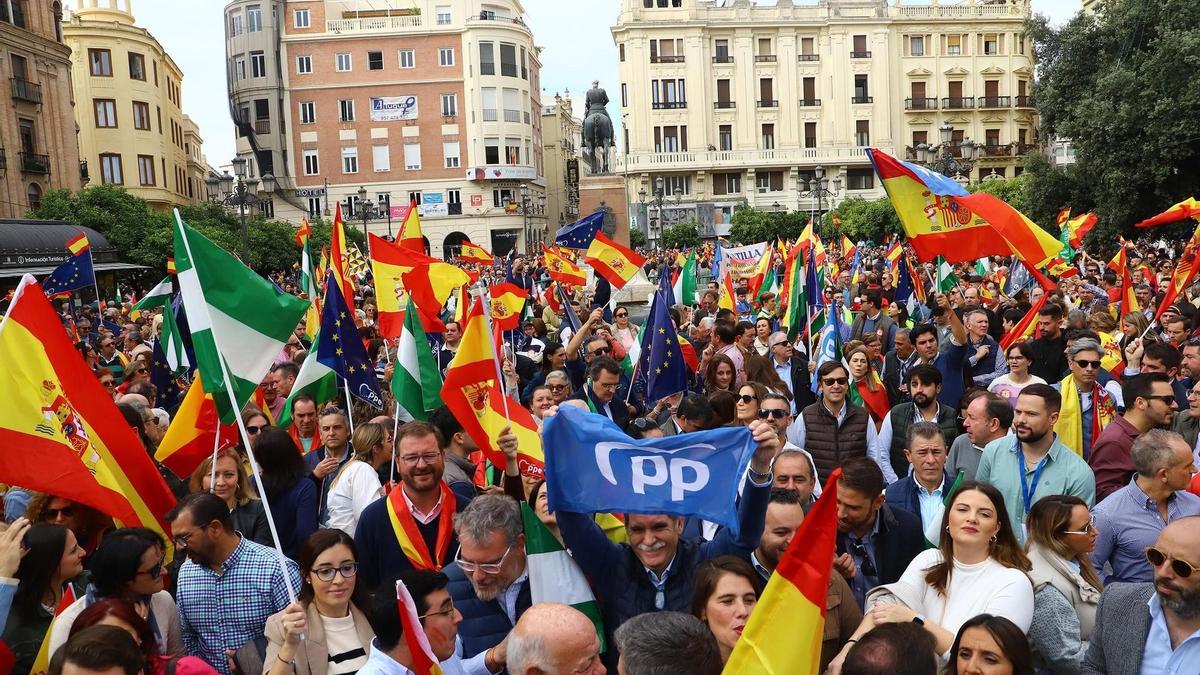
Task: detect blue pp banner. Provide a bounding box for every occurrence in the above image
[543,406,755,534]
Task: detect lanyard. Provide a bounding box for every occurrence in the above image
[1017,439,1049,514]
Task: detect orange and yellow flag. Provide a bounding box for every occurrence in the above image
[488,283,529,331]
[155,373,239,478]
[397,198,426,253]
[585,232,646,289]
[1135,197,1200,229]
[724,469,841,674]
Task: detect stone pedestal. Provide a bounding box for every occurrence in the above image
[578,173,629,247]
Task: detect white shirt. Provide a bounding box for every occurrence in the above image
[871,403,948,485]
[787,400,880,471]
[326,460,384,536]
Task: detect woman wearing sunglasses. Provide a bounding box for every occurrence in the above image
[266,529,374,675]
[1025,495,1102,673]
[612,308,639,354]
[45,528,183,661]
[735,383,769,426]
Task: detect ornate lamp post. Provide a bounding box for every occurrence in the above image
[915,122,978,184]
[357,186,374,242]
[639,176,682,247]
[205,156,274,260]
[799,164,842,223]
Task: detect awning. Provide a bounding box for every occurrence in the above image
[0,261,150,279]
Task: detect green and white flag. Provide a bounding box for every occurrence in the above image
[923,469,966,548]
[521,503,606,652]
[159,302,190,375]
[620,321,648,377]
[757,265,778,301]
[936,256,958,294]
[672,250,698,305]
[393,297,442,422]
[132,277,173,315]
[173,210,310,423]
[276,331,338,428]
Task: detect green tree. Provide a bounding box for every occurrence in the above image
[728,206,809,244]
[1029,0,1200,235]
[628,227,647,249]
[967,173,1032,216]
[823,197,902,243]
[660,221,702,249]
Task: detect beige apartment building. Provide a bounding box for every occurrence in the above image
[614,0,1038,239]
[64,0,201,210]
[226,0,547,258]
[541,92,581,229]
[0,0,82,217]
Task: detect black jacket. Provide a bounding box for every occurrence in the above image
[835,504,925,588]
[567,386,632,432]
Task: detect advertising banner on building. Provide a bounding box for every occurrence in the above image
[370,96,418,121]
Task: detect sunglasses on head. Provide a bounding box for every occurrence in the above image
[1146,546,1200,578]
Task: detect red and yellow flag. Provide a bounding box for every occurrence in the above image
[488,283,529,331]
[1066,212,1097,248]
[718,271,736,312]
[396,578,445,675]
[400,261,472,335]
[1135,197,1200,229]
[1107,244,1140,317]
[0,278,177,547]
[30,583,78,673]
[459,241,494,265]
[543,244,587,286]
[723,469,841,674]
[840,234,856,260]
[155,373,239,478]
[294,218,311,246]
[585,232,646,289]
[397,198,426,253]
[330,203,356,316]
[1000,292,1047,352]
[66,233,90,256]
[441,299,544,478]
[1152,223,1200,322]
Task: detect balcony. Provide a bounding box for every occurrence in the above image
[757,99,778,108]
[652,101,687,110]
[851,96,873,104]
[11,77,41,104]
[851,51,872,58]
[20,152,50,174]
[650,55,685,64]
[504,109,522,121]
[978,96,1011,109]
[713,101,735,109]
[754,55,777,63]
[798,98,821,107]
[982,144,1010,157]
[798,54,820,62]
[1015,95,1034,108]
[1014,143,1038,156]
[942,97,974,109]
[905,97,938,110]
[615,145,896,173]
[482,108,498,122]
[327,15,422,33]
[712,55,734,63]
[254,119,271,135]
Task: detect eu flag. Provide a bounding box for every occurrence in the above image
[42,250,94,298]
[804,246,824,311]
[639,288,687,403]
[317,271,384,409]
[555,211,604,249]
[149,334,182,413]
[658,265,675,307]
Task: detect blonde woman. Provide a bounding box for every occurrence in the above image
[325,423,388,537]
[189,449,272,546]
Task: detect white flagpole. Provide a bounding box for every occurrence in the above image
[343,380,356,433]
[473,283,511,423]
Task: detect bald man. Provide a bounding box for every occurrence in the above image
[1083,516,1200,674]
[504,603,605,675]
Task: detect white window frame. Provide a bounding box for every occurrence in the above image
[910,35,924,56]
[372,145,391,172]
[447,189,461,205]
[339,99,355,122]
[443,141,460,168]
[438,48,455,67]
[299,101,315,124]
[246,4,262,32]
[303,149,319,175]
[293,8,310,28]
[297,55,312,74]
[342,147,359,174]
[228,12,243,36]
[250,51,266,78]
[234,58,246,81]
[435,5,451,24]
[398,50,415,69]
[404,143,422,170]
[441,93,457,117]
[336,53,352,72]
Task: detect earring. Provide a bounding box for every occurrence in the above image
[989,534,998,543]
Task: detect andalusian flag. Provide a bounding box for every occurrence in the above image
[174,211,310,423]
[130,277,172,320]
[671,249,698,305]
[276,336,338,429]
[521,502,605,651]
[585,232,646,289]
[936,256,958,293]
[397,198,426,253]
[724,469,842,674]
[394,296,442,422]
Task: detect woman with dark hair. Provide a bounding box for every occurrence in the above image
[734,383,769,426]
[943,614,1035,675]
[744,354,793,401]
[988,342,1045,407]
[77,341,99,371]
[829,482,1034,671]
[69,598,215,674]
[265,529,374,675]
[2,523,86,673]
[46,528,182,659]
[703,353,737,395]
[690,556,763,664]
[189,448,272,546]
[254,428,319,559]
[707,389,737,427]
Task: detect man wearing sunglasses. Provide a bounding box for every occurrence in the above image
[1052,337,1119,459]
[787,361,877,482]
[1091,373,1178,502]
[1083,516,1200,674]
[1092,429,1200,585]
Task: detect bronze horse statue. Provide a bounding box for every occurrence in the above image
[583,81,614,174]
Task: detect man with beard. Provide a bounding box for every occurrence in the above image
[976,384,1096,544]
[906,294,969,408]
[872,365,959,484]
[1083,516,1200,673]
[288,394,320,454]
[444,494,530,674]
[1090,373,1179,502]
[169,493,300,674]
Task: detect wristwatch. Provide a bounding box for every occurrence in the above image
[912,614,926,626]
[747,466,772,484]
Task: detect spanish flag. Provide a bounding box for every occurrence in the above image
[585,232,646,289]
[0,277,177,548]
[66,233,90,256]
[330,203,356,316]
[155,373,239,478]
[718,271,736,312]
[400,263,472,334]
[369,233,432,338]
[489,283,529,331]
[840,234,856,260]
[1135,197,1200,229]
[1107,244,1139,316]
[1000,291,1047,352]
[441,298,545,479]
[868,148,1061,266]
[459,241,494,265]
[1152,223,1200,323]
[723,468,841,674]
[397,198,426,253]
[543,244,587,286]
[1065,212,1098,248]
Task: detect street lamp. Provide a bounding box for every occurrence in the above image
[639,177,683,247]
[799,164,842,224]
[914,122,978,184]
[357,186,374,242]
[518,184,546,253]
[206,156,273,261]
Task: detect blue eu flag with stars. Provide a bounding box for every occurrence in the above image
[42,250,94,298]
[639,288,688,403]
[317,272,384,409]
[554,211,604,249]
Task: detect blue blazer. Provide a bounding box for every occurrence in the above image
[884,471,954,522]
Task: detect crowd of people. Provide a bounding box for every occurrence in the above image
[4,234,1200,675]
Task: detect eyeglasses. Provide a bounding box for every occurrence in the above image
[1073,359,1102,370]
[100,379,116,388]
[615,313,628,318]
[418,599,457,620]
[136,557,166,580]
[246,425,266,434]
[454,545,513,575]
[172,530,197,549]
[758,409,788,420]
[1145,546,1200,578]
[822,377,849,387]
[311,562,359,582]
[737,394,757,404]
[631,417,657,431]
[1062,517,1097,536]
[591,347,612,356]
[399,452,442,466]
[547,384,568,391]
[44,506,76,519]
[849,541,878,578]
[771,342,791,350]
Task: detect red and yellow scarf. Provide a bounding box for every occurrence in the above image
[385,481,457,571]
[1054,375,1117,457]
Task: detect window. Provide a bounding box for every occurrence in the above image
[94,99,117,128]
[228,11,243,36]
[756,172,783,192]
[100,153,123,184]
[983,33,999,55]
[404,143,422,170]
[663,175,689,195]
[947,35,962,55]
[293,8,310,28]
[619,43,626,62]
[297,55,312,74]
[342,147,359,173]
[802,77,817,103]
[909,36,925,56]
[621,83,628,107]
[306,197,322,217]
[27,183,42,210]
[88,49,112,76]
[234,58,246,81]
[504,137,521,164]
[250,51,266,78]
[712,172,740,195]
[303,149,319,175]
[913,131,928,148]
[482,87,497,120]
[128,52,146,80]
[372,145,391,172]
[654,126,687,153]
[493,188,516,208]
[852,35,870,57]
[520,47,528,79]
[503,88,520,122]
[801,37,816,56]
[485,138,500,164]
[985,129,1001,146]
[855,120,870,147]
[137,155,155,185]
[714,39,729,59]
[847,168,874,190]
[761,124,775,150]
[757,37,772,56]
[499,43,517,77]
[157,106,162,132]
[336,53,352,72]
[758,78,774,105]
[246,4,262,32]
[299,101,315,124]
[132,101,150,130]
[436,5,451,24]
[439,48,455,67]
[398,49,415,69]
[479,43,495,75]
[444,141,461,168]
[718,124,732,151]
[853,75,870,102]
[408,191,423,206]
[339,99,355,122]
[804,122,817,148]
[441,93,457,117]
